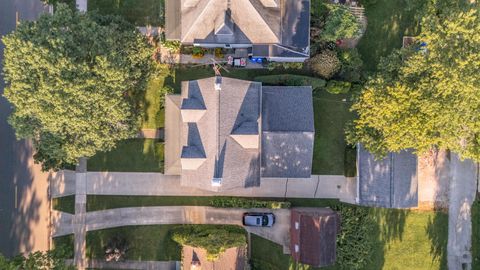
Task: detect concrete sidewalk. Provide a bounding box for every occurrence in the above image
[51,171,357,203]
[447,153,478,270]
[65,259,178,270]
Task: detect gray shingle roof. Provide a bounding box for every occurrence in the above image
[261,86,314,178]
[165,77,315,190]
[357,145,418,208]
[165,0,310,58]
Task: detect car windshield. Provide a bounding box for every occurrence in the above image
[262,216,269,226]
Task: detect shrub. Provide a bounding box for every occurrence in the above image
[210,197,291,209]
[214,48,224,58]
[310,50,341,79]
[321,4,361,42]
[254,74,326,90]
[326,80,351,94]
[161,40,181,53]
[338,48,364,82]
[330,204,375,270]
[266,62,304,71]
[171,225,246,261]
[344,145,357,177]
[192,47,205,58]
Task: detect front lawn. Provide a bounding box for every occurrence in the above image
[87,139,164,172]
[251,200,448,270]
[86,225,180,261]
[357,0,424,71]
[88,0,165,26]
[52,195,75,214]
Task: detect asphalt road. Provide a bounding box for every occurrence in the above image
[0,0,50,257]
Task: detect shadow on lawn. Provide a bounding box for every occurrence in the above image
[426,211,448,269]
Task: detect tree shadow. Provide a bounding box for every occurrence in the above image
[425,211,448,270]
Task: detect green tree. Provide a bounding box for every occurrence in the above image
[321,4,361,42]
[2,4,153,170]
[0,247,73,270]
[348,2,480,160]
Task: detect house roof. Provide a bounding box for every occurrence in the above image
[165,0,310,57]
[357,145,418,208]
[261,86,314,178]
[164,77,314,191]
[290,208,340,267]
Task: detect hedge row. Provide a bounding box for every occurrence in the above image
[254,74,326,90]
[209,197,291,209]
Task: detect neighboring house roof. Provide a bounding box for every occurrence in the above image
[290,208,340,267]
[357,145,418,208]
[261,86,314,178]
[181,245,246,270]
[165,0,310,58]
[164,77,314,191]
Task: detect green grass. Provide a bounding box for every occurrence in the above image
[88,0,165,26]
[87,139,164,172]
[87,195,213,211]
[141,73,168,129]
[52,234,74,259]
[52,195,75,214]
[86,225,180,261]
[251,199,448,270]
[357,0,424,71]
[473,200,480,269]
[312,90,355,175]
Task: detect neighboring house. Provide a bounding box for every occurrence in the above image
[165,0,311,62]
[356,144,418,208]
[290,208,340,267]
[164,76,314,192]
[182,245,246,270]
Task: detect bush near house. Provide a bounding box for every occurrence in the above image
[321,4,361,42]
[326,80,351,94]
[338,48,364,82]
[171,225,246,261]
[310,50,341,79]
[254,74,326,90]
[209,197,291,209]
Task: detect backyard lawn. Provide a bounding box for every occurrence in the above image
[251,200,448,270]
[140,69,170,129]
[88,0,165,26]
[52,195,75,214]
[357,0,424,71]
[87,139,164,172]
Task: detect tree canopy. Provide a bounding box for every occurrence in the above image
[348,2,480,160]
[321,4,361,42]
[2,4,153,170]
[0,248,72,270]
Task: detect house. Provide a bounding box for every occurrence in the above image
[181,245,246,270]
[290,208,340,267]
[164,76,314,192]
[165,0,311,62]
[356,144,418,208]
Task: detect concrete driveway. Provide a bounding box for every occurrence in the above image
[52,206,291,250]
[448,153,478,270]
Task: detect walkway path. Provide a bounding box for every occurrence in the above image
[137,128,164,139]
[447,153,478,270]
[53,206,291,251]
[66,259,178,270]
[51,171,357,203]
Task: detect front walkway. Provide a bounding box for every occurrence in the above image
[447,153,478,270]
[51,171,357,203]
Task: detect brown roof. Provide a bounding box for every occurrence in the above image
[181,245,246,270]
[290,208,340,267]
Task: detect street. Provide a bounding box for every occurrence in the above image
[0,0,50,257]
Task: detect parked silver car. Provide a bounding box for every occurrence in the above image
[242,213,275,227]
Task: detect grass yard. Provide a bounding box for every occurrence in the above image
[357,0,424,71]
[251,200,448,270]
[140,70,170,129]
[88,0,165,26]
[86,225,180,261]
[473,200,480,269]
[87,195,213,211]
[87,139,164,172]
[52,195,75,214]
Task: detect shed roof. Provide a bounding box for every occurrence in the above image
[290,208,340,267]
